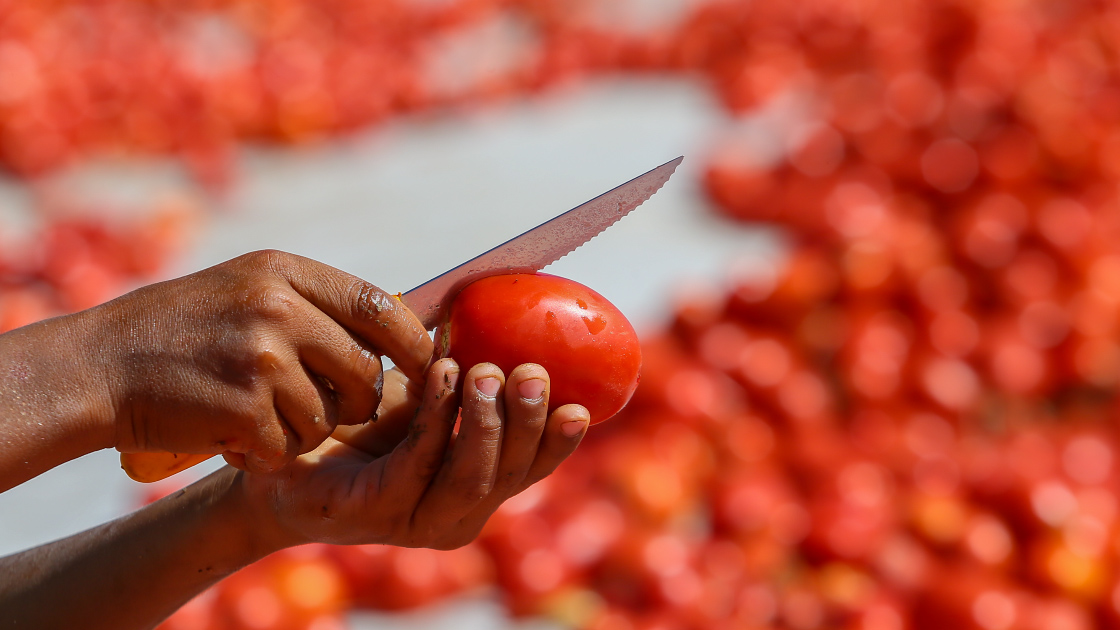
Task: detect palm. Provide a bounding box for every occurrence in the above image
[252,437,398,546]
[241,360,589,552]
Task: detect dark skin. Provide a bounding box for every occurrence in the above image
[0,250,589,629]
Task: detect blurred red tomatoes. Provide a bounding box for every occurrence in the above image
[11,0,1120,629]
[328,543,493,612]
[159,546,348,630]
[0,200,198,333]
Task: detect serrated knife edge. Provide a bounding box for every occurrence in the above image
[402,156,684,330]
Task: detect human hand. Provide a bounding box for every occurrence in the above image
[0,358,587,630]
[238,359,590,551]
[88,250,433,474]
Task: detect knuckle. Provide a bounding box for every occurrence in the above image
[476,418,503,441]
[250,286,301,322]
[350,346,384,380]
[242,249,286,271]
[350,280,393,323]
[211,332,266,388]
[520,413,548,432]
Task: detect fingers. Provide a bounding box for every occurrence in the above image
[332,369,422,457]
[229,400,300,475]
[450,374,588,540]
[246,301,383,469]
[294,306,385,428]
[377,359,461,508]
[521,403,589,486]
[267,251,434,383]
[439,401,587,538]
[491,364,549,493]
[215,349,340,473]
[451,364,550,522]
[411,363,506,528]
[273,364,336,453]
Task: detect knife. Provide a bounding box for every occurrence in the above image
[120,156,684,482]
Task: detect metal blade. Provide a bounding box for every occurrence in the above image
[402,156,683,330]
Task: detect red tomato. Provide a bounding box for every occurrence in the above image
[438,273,641,424]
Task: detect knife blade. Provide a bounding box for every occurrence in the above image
[120,156,683,482]
[402,155,683,330]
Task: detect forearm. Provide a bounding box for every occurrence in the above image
[0,310,117,491]
[0,467,276,629]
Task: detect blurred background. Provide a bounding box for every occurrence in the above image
[3,1,1120,629]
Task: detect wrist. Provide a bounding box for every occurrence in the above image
[66,300,136,451]
[0,311,118,489]
[232,468,310,554]
[0,466,284,629]
[166,467,284,571]
[55,307,122,450]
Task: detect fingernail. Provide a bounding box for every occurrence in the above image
[561,419,587,437]
[445,369,460,391]
[518,378,546,401]
[476,376,501,398]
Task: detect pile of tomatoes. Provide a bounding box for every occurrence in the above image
[0,198,195,333]
[0,0,672,188]
[6,0,1120,629]
[156,542,496,630]
[6,0,1109,191]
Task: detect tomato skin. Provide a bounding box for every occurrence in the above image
[440,273,641,424]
